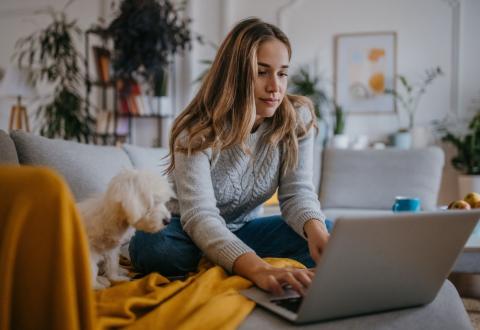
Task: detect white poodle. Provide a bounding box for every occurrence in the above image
[77,169,175,289]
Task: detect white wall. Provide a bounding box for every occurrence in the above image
[187,0,480,204]
[189,0,479,136]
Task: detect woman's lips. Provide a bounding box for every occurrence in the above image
[259,98,278,106]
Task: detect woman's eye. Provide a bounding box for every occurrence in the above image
[258,71,267,76]
[279,72,288,77]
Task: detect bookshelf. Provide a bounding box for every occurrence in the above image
[84,28,174,146]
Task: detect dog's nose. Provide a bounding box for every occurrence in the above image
[162,218,170,226]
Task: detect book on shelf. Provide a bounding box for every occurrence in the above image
[116,80,172,117]
[95,111,115,135]
[92,46,111,83]
[116,117,129,136]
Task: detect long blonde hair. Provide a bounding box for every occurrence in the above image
[166,17,315,174]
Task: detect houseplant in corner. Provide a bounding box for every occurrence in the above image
[107,0,194,96]
[385,66,443,149]
[440,111,480,198]
[13,3,94,141]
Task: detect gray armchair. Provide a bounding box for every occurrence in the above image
[318,147,445,220]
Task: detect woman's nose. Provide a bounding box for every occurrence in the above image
[266,76,280,92]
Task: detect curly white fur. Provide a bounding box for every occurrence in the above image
[77,169,175,289]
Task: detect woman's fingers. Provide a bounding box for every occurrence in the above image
[258,268,315,296]
[295,269,312,288]
[284,271,305,296]
[266,274,284,296]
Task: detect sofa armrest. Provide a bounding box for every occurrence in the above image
[0,130,19,164]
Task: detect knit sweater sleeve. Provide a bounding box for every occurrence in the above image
[173,149,254,273]
[278,107,327,239]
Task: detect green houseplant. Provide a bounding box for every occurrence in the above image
[14,5,94,141]
[289,68,329,120]
[385,66,443,130]
[441,111,480,175]
[107,0,194,96]
[439,111,480,198]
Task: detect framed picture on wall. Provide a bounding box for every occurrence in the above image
[334,32,397,114]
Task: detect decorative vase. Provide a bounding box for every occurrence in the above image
[411,126,430,149]
[392,131,412,149]
[458,175,480,199]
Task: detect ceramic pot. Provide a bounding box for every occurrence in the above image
[458,175,480,199]
[392,131,412,149]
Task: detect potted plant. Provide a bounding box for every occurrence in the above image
[107,0,194,96]
[331,104,349,149]
[440,111,480,198]
[14,5,94,141]
[385,66,443,149]
[289,67,331,146]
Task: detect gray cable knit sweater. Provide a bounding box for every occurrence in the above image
[168,107,326,272]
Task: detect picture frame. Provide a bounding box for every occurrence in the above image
[334,32,397,114]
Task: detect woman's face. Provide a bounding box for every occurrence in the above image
[253,39,289,126]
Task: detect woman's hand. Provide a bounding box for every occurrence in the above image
[233,252,314,296]
[304,219,330,264]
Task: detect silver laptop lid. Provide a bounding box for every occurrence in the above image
[296,210,480,323]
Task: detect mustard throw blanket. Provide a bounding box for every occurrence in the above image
[0,166,96,330]
[0,166,303,330]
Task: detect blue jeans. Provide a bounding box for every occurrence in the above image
[129,215,333,276]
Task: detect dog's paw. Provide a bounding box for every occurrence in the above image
[108,274,130,283]
[117,266,129,276]
[134,218,165,233]
[94,276,111,290]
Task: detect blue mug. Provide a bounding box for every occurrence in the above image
[392,197,421,212]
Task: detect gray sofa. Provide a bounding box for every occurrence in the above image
[0,129,473,329]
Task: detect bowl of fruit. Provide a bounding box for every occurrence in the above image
[448,192,480,210]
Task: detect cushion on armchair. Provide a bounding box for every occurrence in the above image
[0,130,19,164]
[122,144,169,175]
[11,130,133,201]
[319,147,444,211]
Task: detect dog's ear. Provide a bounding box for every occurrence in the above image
[107,169,145,223]
[120,191,144,223]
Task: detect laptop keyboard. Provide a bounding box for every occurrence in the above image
[271,297,303,313]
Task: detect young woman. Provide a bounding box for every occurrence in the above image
[129,17,329,296]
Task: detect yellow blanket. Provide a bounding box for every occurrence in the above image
[0,166,96,330]
[96,258,301,330]
[0,166,303,330]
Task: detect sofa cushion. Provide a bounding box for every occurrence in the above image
[122,144,169,175]
[0,130,19,164]
[11,130,133,201]
[319,147,444,211]
[240,281,471,330]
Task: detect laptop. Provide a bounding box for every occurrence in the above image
[241,210,480,324]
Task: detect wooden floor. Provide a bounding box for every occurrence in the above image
[450,272,480,329]
[450,272,480,299]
